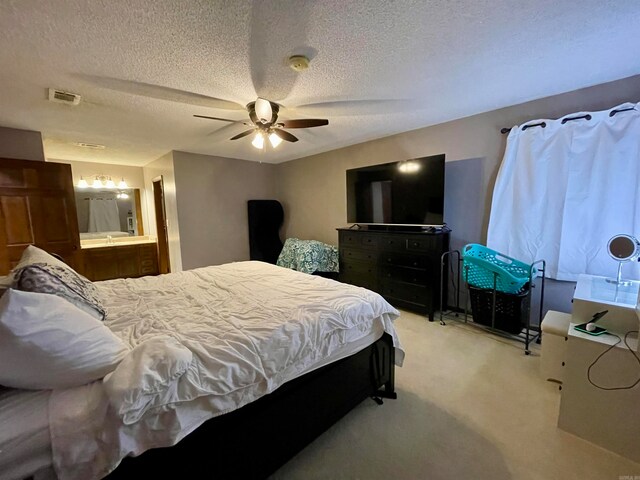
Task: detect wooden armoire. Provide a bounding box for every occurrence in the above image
[0,158,81,274]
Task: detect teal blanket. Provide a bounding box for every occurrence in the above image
[276,238,339,274]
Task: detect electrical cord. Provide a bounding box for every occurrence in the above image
[587,330,640,390]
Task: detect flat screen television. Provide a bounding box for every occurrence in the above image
[346,154,445,226]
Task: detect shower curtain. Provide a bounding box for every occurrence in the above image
[487,102,640,281]
[88,198,121,233]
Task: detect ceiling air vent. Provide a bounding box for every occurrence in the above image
[73,142,105,149]
[48,88,82,105]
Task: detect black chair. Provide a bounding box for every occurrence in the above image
[247,200,284,265]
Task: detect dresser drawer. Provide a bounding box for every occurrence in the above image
[341,261,376,277]
[380,279,428,306]
[381,252,428,269]
[380,265,429,285]
[340,248,377,264]
[339,231,361,247]
[405,236,438,252]
[359,235,379,249]
[379,235,405,252]
[340,273,377,291]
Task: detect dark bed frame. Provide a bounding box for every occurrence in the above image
[106,333,397,479]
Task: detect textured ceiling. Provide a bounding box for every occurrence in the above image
[0,0,639,166]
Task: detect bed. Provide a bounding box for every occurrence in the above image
[0,260,403,480]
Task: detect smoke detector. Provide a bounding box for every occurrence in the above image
[48,88,82,105]
[288,55,310,72]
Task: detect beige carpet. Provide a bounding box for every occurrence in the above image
[271,310,640,479]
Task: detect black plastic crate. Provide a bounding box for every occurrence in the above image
[468,286,530,335]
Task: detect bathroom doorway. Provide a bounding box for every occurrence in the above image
[152,176,171,274]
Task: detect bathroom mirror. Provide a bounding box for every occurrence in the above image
[74,188,144,241]
[606,234,640,284]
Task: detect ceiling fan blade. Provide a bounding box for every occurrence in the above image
[248,2,313,101]
[193,115,243,123]
[75,74,245,110]
[255,98,273,123]
[281,119,328,129]
[293,99,413,116]
[273,129,299,143]
[230,129,256,140]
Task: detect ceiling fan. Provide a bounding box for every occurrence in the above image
[193,98,328,149]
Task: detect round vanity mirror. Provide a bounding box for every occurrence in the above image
[607,234,640,261]
[606,234,640,284]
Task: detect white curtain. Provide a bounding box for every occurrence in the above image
[87,198,121,233]
[487,102,640,281]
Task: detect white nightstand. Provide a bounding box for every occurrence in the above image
[558,322,640,463]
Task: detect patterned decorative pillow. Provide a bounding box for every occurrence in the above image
[277,238,339,274]
[12,245,71,274]
[13,263,106,321]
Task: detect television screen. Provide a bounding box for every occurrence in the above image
[346,154,445,226]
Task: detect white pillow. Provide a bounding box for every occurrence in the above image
[103,336,193,425]
[0,289,128,389]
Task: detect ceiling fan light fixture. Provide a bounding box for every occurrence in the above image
[252,132,265,149]
[255,98,273,123]
[269,132,282,148]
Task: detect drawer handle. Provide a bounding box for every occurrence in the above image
[367,239,372,243]
[413,242,419,247]
[413,262,418,266]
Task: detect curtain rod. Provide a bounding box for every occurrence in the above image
[500,106,636,134]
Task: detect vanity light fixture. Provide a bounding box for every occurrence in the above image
[77,174,129,189]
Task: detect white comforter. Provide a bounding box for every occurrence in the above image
[49,261,403,480]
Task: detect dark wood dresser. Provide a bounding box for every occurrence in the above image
[337,227,449,320]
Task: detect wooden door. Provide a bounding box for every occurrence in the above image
[152,177,170,274]
[0,158,81,274]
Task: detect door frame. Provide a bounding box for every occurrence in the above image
[152,176,171,274]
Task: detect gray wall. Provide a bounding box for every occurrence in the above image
[0,127,45,161]
[274,74,640,315]
[172,151,277,270]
